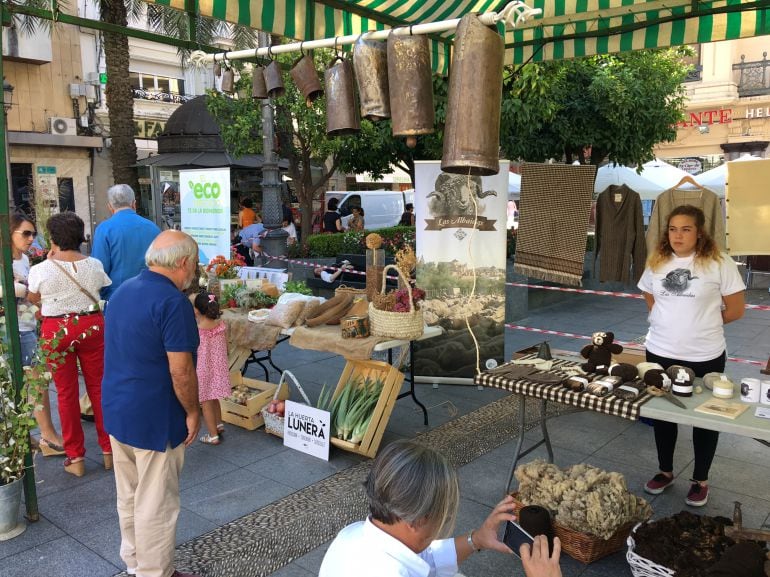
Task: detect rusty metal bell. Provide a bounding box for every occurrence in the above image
[213,62,222,77]
[441,13,504,176]
[290,53,323,107]
[326,57,360,137]
[264,60,285,98]
[387,32,434,148]
[220,67,235,94]
[353,36,390,121]
[252,65,268,99]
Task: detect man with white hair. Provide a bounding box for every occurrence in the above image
[102,230,201,577]
[92,184,161,301]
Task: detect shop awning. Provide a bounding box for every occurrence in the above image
[146,0,770,73]
[135,151,290,169]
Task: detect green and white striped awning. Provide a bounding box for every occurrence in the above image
[147,0,770,73]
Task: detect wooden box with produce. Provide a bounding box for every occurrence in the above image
[318,359,404,458]
[219,371,289,430]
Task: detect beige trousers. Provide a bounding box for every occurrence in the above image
[110,435,185,577]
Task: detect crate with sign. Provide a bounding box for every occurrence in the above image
[219,371,289,430]
[320,359,404,458]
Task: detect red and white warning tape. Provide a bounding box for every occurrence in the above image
[505,282,770,311]
[261,253,400,279]
[504,323,764,367]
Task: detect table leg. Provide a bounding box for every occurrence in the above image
[504,395,554,495]
[393,344,429,427]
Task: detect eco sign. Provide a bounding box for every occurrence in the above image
[179,168,231,265]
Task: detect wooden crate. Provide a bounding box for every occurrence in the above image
[329,359,404,458]
[219,371,289,430]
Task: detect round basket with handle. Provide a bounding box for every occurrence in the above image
[626,523,675,577]
[368,264,423,340]
[261,370,311,438]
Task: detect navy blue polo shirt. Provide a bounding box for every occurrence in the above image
[102,269,199,452]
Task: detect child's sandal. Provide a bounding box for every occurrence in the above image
[199,434,220,445]
[216,423,225,437]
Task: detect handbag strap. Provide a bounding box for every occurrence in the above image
[50,259,100,308]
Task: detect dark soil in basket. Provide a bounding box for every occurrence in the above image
[634,511,735,576]
[634,511,769,576]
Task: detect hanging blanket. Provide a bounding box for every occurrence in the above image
[514,163,596,286]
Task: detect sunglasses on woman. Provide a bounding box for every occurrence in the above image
[14,230,37,239]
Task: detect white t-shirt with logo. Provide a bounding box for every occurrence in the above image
[637,253,745,362]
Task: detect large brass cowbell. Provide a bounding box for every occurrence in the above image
[442,13,504,176]
[387,32,434,148]
[252,65,268,99]
[353,37,390,121]
[290,53,323,107]
[264,60,285,98]
[326,57,360,136]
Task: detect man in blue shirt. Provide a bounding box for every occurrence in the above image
[239,220,266,259]
[92,184,161,300]
[102,230,201,577]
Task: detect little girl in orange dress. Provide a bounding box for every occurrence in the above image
[191,292,231,445]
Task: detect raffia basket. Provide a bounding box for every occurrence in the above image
[335,284,367,298]
[368,264,423,340]
[511,492,635,564]
[626,524,675,577]
[261,371,311,438]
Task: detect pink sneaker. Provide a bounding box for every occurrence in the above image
[644,473,675,495]
[685,481,709,507]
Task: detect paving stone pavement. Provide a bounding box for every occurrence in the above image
[0,286,767,577]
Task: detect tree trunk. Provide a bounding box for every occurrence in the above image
[102,1,139,192]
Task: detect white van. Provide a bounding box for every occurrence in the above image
[331,189,414,230]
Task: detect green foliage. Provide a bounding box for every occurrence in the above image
[500,48,692,166]
[282,280,313,296]
[206,90,263,157]
[305,226,416,257]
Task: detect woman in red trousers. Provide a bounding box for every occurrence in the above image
[28,212,112,477]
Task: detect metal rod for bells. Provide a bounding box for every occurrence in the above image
[190,1,542,65]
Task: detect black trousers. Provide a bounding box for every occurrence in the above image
[646,350,726,482]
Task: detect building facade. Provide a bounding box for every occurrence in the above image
[655,37,770,171]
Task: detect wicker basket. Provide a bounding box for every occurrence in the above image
[335,284,367,298]
[511,493,635,564]
[369,265,423,340]
[261,371,311,438]
[626,523,675,577]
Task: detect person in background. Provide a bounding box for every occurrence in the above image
[91,184,161,301]
[238,197,257,229]
[191,291,230,445]
[240,219,266,258]
[348,206,365,231]
[638,204,745,507]
[27,212,112,477]
[323,198,342,233]
[102,230,201,577]
[319,439,561,577]
[399,203,416,226]
[282,217,298,246]
[8,213,64,456]
[313,263,353,284]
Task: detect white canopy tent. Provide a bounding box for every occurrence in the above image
[693,154,764,197]
[593,164,667,200]
[639,158,692,190]
[508,172,521,199]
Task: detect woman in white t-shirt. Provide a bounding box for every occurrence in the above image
[637,205,745,508]
[28,212,112,478]
[9,213,65,456]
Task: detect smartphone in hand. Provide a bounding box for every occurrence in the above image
[503,521,535,559]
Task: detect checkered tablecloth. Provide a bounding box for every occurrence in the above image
[474,357,653,421]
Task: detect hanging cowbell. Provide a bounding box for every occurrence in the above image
[387,32,434,148]
[325,57,360,137]
[252,65,268,99]
[353,36,390,121]
[213,61,222,78]
[220,67,235,94]
[441,13,504,176]
[264,60,285,98]
[290,53,323,107]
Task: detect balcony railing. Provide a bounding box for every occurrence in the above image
[132,88,193,104]
[733,53,770,97]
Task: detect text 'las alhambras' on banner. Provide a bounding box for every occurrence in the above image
[180,167,231,265]
[413,161,509,381]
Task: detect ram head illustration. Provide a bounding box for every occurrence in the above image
[426,173,497,217]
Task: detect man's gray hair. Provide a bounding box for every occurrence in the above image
[365,440,459,540]
[145,234,198,269]
[107,184,136,209]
